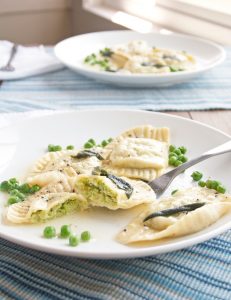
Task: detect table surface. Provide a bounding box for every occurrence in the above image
[168,110,231,136]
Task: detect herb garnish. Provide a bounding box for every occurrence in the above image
[72,150,104,160]
[92,167,133,198]
[100,48,114,57]
[143,202,205,222]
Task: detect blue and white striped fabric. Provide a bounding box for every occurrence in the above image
[1,231,231,299]
[0,47,230,112]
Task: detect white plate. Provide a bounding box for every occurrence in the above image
[54,31,225,87]
[0,110,231,259]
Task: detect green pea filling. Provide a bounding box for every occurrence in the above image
[30,197,87,223]
[77,177,118,208]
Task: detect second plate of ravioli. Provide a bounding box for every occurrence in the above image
[0,109,231,259]
[54,31,225,87]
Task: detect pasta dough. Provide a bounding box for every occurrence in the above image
[102,125,169,181]
[117,187,231,244]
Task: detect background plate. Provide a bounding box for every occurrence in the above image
[54,31,225,87]
[0,109,231,259]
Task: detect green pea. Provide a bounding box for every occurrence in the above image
[205,179,213,189]
[173,149,182,155]
[7,196,21,205]
[18,183,31,194]
[48,144,62,152]
[170,66,178,72]
[216,185,226,194]
[10,189,25,200]
[178,146,187,154]
[43,226,56,239]
[198,181,206,187]
[174,160,183,167]
[55,145,62,151]
[171,189,178,195]
[169,152,178,158]
[191,171,203,181]
[81,231,91,242]
[88,139,96,146]
[168,156,177,166]
[210,180,220,190]
[10,189,20,196]
[178,155,187,163]
[8,178,19,190]
[101,140,108,147]
[69,235,79,247]
[66,145,74,150]
[60,225,72,238]
[29,185,41,194]
[48,144,54,151]
[0,181,11,192]
[9,178,18,185]
[169,145,176,152]
[84,142,94,149]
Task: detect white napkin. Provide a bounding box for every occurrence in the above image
[0,41,64,80]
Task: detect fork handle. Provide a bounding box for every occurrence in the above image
[6,44,18,67]
[172,139,231,177]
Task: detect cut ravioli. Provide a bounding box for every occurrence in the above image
[6,192,88,224]
[26,149,103,192]
[102,125,169,181]
[117,187,231,244]
[76,173,156,210]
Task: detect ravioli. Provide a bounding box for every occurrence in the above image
[27,149,102,179]
[6,192,88,224]
[119,125,170,142]
[102,125,169,181]
[25,148,104,192]
[72,153,102,175]
[117,187,231,244]
[106,137,168,169]
[26,167,78,191]
[5,147,106,224]
[28,150,76,175]
[84,40,196,74]
[75,173,156,210]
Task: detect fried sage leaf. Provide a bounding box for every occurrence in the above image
[92,167,133,198]
[100,48,114,57]
[143,202,206,222]
[72,150,104,161]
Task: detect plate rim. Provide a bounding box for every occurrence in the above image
[0,109,230,259]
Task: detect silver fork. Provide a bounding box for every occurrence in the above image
[148,140,231,197]
[0,44,18,71]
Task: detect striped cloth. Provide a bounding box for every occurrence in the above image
[0,47,230,112]
[1,232,231,300]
